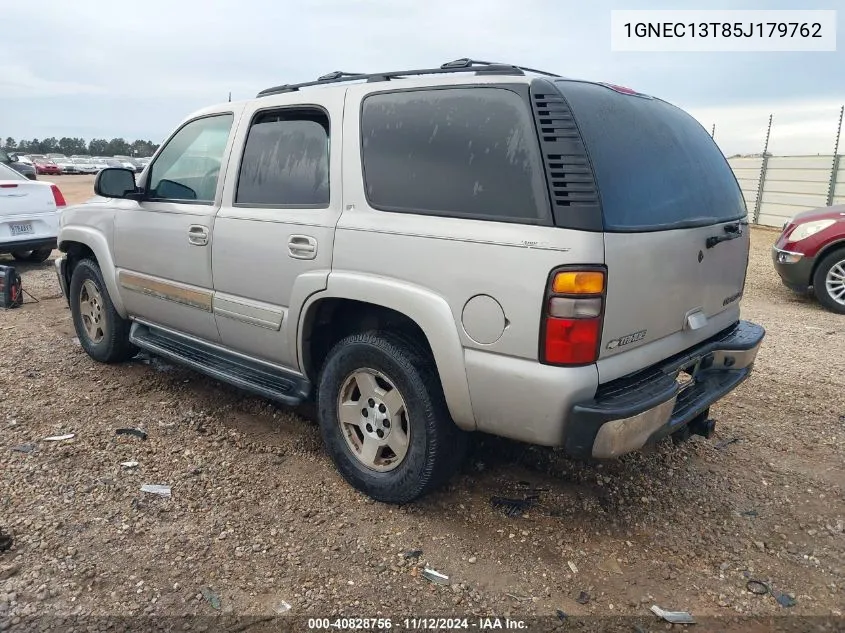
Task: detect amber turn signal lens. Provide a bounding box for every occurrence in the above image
[552,271,604,295]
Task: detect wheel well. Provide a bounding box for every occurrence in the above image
[811,240,845,282]
[302,299,434,383]
[61,242,96,282]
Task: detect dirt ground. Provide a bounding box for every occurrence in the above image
[1,178,843,632]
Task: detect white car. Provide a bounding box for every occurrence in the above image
[54,158,79,174]
[72,158,99,174]
[0,162,66,263]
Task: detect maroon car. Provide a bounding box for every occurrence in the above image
[33,159,60,176]
[772,204,845,313]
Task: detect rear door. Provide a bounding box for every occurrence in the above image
[552,80,749,382]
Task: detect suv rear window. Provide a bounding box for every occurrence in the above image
[555,80,746,232]
[361,87,550,224]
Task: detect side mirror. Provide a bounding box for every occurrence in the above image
[94,167,138,199]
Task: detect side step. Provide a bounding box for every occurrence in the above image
[129,322,311,406]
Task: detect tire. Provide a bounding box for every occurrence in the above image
[69,259,137,363]
[12,247,52,263]
[317,331,467,504]
[812,248,845,314]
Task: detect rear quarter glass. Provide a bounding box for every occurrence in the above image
[553,80,746,232]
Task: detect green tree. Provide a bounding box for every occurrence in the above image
[105,138,130,156]
[3,138,15,151]
[88,138,108,156]
[42,137,59,153]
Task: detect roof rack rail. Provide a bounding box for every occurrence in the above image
[256,58,560,98]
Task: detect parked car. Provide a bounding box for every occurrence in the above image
[0,162,66,262]
[54,158,79,174]
[46,153,68,161]
[0,150,37,180]
[55,59,765,503]
[71,158,99,174]
[89,159,111,173]
[33,159,61,176]
[773,205,845,313]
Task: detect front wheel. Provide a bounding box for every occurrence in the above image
[813,248,845,314]
[69,259,137,363]
[317,331,466,504]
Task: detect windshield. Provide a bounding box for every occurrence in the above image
[554,80,746,232]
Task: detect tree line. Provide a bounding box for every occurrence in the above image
[2,136,160,158]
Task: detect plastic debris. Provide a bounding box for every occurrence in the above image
[576,591,590,605]
[275,600,292,614]
[567,560,578,574]
[746,580,770,595]
[140,484,171,498]
[772,589,796,608]
[201,587,221,610]
[714,437,740,450]
[555,610,567,622]
[10,444,35,454]
[421,567,450,585]
[741,509,759,517]
[116,427,148,440]
[403,549,423,559]
[490,496,534,517]
[44,433,75,441]
[121,461,140,469]
[598,555,623,575]
[0,529,12,552]
[650,605,695,624]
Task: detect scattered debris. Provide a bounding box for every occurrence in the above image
[490,496,534,517]
[555,609,567,622]
[120,461,140,469]
[0,529,12,552]
[44,433,75,441]
[746,580,770,595]
[568,560,579,574]
[772,589,797,608]
[422,567,450,585]
[201,587,221,610]
[598,555,623,575]
[274,600,292,614]
[715,437,740,450]
[576,591,590,605]
[741,509,759,517]
[403,549,423,559]
[140,484,171,498]
[10,444,35,454]
[116,427,148,440]
[468,556,477,564]
[71,337,81,346]
[505,593,529,602]
[650,605,695,624]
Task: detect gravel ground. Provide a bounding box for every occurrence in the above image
[1,196,843,632]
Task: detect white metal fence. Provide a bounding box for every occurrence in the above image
[727,154,843,228]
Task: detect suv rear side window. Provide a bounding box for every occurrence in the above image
[555,80,746,231]
[236,109,329,207]
[361,87,549,223]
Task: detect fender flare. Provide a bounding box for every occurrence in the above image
[297,272,476,431]
[58,226,127,317]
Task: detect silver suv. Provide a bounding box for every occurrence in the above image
[55,59,765,503]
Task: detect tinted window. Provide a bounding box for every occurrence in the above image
[556,81,746,231]
[0,162,26,181]
[361,88,548,223]
[148,114,233,203]
[236,110,329,206]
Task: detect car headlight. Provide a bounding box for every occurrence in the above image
[790,219,835,242]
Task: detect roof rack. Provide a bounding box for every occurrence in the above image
[256,58,560,98]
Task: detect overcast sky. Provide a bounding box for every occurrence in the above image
[1,0,842,156]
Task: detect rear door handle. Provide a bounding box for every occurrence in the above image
[288,235,317,260]
[188,225,209,246]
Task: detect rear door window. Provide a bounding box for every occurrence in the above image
[555,80,746,232]
[361,87,550,224]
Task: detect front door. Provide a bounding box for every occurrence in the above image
[113,111,241,342]
[210,92,344,369]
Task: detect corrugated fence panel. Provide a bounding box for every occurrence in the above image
[832,160,845,206]
[727,157,762,214]
[757,156,833,227]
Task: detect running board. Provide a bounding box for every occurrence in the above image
[129,322,310,406]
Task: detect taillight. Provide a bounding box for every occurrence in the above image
[50,184,67,207]
[541,267,606,366]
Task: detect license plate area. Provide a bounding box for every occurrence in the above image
[675,354,713,391]
[10,222,34,236]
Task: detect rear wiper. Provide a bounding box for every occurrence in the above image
[706,222,743,249]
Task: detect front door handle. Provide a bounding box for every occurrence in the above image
[188,225,209,246]
[288,235,317,260]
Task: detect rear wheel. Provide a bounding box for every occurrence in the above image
[812,248,845,314]
[317,331,466,504]
[69,259,137,363]
[11,247,52,263]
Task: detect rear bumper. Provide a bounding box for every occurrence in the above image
[0,237,57,254]
[772,246,814,292]
[564,320,765,459]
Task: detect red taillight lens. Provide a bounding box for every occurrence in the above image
[50,184,66,207]
[544,317,602,365]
